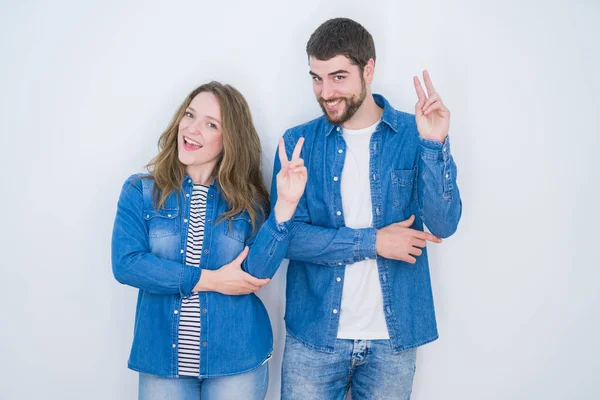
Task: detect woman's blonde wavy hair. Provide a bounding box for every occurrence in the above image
[146,81,270,231]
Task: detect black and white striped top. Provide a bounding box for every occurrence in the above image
[178,184,208,377]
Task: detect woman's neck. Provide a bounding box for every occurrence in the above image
[185,164,217,185]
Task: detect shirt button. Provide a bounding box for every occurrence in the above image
[207,219,211,223]
[167,214,172,218]
[333,176,339,181]
[174,310,178,314]
[443,147,447,152]
[202,342,208,347]
[186,193,190,198]
[204,249,209,254]
[338,149,343,153]
[145,214,150,219]
[209,195,214,199]
[203,308,207,313]
[336,277,341,282]
[336,127,340,132]
[372,174,376,181]
[446,174,449,179]
[338,262,343,266]
[365,256,370,260]
[180,249,184,254]
[332,309,338,314]
[187,179,192,183]
[172,344,176,348]
[336,211,341,216]
[184,219,188,223]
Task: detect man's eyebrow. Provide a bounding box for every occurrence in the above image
[309,69,350,78]
[327,69,350,75]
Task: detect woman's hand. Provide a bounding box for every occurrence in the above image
[274,137,307,223]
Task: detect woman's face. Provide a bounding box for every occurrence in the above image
[177,91,224,177]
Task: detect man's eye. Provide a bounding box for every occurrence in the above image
[334,76,345,81]
[312,76,322,82]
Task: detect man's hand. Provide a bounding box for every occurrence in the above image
[193,246,270,294]
[376,215,442,264]
[414,70,450,143]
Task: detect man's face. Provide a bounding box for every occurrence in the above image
[309,55,367,125]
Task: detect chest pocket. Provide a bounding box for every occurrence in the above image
[391,168,417,210]
[144,208,179,237]
[223,215,252,243]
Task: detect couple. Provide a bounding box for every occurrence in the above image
[111,17,462,400]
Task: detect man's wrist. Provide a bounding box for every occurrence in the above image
[194,269,216,292]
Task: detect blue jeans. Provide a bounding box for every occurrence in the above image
[138,363,268,399]
[281,333,417,400]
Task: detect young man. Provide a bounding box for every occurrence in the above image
[271,18,462,399]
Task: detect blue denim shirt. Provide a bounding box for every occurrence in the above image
[112,174,291,378]
[270,94,462,353]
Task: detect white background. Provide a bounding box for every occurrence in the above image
[1,0,598,399]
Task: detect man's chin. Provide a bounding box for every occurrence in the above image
[324,109,345,124]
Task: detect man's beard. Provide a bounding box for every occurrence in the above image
[318,77,367,125]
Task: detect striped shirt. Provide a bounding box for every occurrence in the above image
[177,184,208,377]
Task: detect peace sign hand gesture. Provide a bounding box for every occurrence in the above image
[414,70,450,143]
[274,137,307,224]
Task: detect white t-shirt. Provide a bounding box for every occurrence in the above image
[337,120,390,340]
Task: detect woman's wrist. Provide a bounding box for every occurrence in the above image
[274,200,297,224]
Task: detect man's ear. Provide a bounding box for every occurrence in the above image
[364,58,375,84]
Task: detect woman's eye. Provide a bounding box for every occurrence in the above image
[184,111,193,118]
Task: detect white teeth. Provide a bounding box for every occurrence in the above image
[326,100,342,107]
[184,136,201,146]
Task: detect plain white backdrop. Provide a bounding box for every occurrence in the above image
[1,0,598,399]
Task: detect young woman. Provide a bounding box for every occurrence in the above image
[111,81,306,399]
